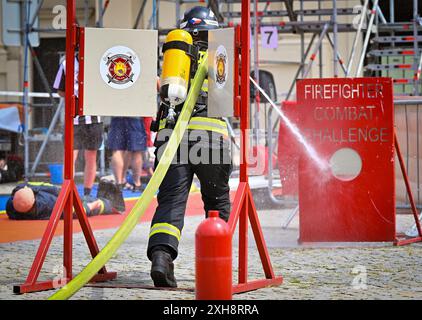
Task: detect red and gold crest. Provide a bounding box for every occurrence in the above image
[106,54,135,85]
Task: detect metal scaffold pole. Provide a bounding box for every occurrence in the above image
[303,23,330,79]
[155,0,160,30]
[389,0,394,23]
[96,0,111,28]
[413,0,421,203]
[300,0,305,77]
[134,0,148,29]
[175,0,181,25]
[11,0,111,179]
[286,33,317,101]
[22,0,31,179]
[346,0,369,77]
[253,0,260,148]
[413,0,420,95]
[332,0,338,77]
[84,0,90,26]
[326,33,347,76]
[318,0,323,78]
[97,0,103,27]
[356,0,379,77]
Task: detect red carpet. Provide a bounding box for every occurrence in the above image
[0,192,213,244]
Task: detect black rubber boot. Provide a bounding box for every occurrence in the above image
[111,184,126,213]
[150,250,177,288]
[97,180,126,213]
[97,180,114,202]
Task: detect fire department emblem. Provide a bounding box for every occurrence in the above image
[100,46,140,90]
[215,45,228,89]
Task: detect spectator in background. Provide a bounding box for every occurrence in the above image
[142,116,154,179]
[108,77,160,191]
[140,76,161,180]
[0,155,24,184]
[108,76,158,191]
[107,116,146,192]
[53,54,104,200]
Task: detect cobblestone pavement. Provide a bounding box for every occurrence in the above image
[0,209,421,300]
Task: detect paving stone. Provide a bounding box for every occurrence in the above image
[0,210,421,300]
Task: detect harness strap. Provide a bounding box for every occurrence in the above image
[162,41,199,60]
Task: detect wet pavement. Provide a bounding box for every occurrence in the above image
[0,208,421,300]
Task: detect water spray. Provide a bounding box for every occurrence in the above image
[249,76,328,171]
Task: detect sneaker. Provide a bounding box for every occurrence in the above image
[132,184,145,193]
[123,182,134,191]
[150,250,177,288]
[405,212,422,238]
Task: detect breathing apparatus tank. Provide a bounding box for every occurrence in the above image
[160,29,198,126]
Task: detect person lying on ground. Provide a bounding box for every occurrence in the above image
[6,182,123,220]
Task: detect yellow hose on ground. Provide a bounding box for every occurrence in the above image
[48,53,208,300]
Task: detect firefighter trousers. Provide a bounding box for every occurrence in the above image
[147,147,232,261]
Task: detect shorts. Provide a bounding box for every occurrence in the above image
[74,123,104,150]
[107,117,147,152]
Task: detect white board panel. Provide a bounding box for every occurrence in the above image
[208,28,234,118]
[83,28,157,117]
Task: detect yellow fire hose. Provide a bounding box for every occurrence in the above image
[48,53,208,300]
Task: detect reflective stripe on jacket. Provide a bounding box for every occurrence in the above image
[158,116,228,137]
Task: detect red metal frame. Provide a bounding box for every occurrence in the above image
[15,0,281,295]
[77,27,85,116]
[14,0,116,294]
[394,131,422,246]
[227,0,282,293]
[233,25,241,117]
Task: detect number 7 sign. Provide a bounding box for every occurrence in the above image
[260,26,278,49]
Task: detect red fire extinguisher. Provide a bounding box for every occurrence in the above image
[195,210,232,300]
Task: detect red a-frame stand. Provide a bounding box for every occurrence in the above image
[228,0,283,293]
[394,131,422,245]
[15,0,280,295]
[14,0,116,294]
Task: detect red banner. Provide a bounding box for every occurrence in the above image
[296,78,395,242]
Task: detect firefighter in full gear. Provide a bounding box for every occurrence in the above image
[148,6,232,288]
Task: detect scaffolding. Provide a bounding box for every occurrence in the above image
[0,0,175,179]
[0,0,421,207]
[216,0,422,209]
[1,0,103,179]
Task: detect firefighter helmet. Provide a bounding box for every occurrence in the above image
[179,6,219,32]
